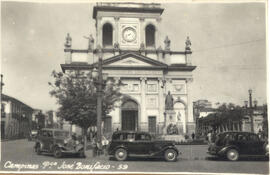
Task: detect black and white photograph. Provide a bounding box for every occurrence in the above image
[0,0,269,174]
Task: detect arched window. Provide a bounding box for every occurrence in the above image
[102,23,113,47]
[145,24,155,47]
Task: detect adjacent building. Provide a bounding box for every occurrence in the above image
[60,3,196,137]
[1,94,33,139]
[195,100,267,137]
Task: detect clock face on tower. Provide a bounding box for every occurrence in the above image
[119,23,139,48]
[122,27,137,42]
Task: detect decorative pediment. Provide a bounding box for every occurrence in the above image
[102,52,167,68]
[109,57,153,67]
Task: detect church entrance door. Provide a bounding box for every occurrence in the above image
[121,100,138,131]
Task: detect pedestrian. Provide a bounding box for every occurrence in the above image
[258,129,262,140]
[207,131,212,144]
[211,130,216,143]
[191,132,195,140]
[102,135,109,156]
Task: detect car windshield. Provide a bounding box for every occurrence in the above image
[54,131,70,138]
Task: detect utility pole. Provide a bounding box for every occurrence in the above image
[96,45,103,149]
[248,89,254,133]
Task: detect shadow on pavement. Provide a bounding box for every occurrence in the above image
[109,157,177,162]
[37,153,86,159]
[206,156,269,162]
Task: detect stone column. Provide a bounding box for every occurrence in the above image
[158,78,165,123]
[185,78,193,134]
[64,49,72,64]
[140,77,147,131]
[140,18,145,46]
[156,17,162,44]
[96,16,102,47]
[158,78,165,134]
[185,51,192,66]
[114,17,119,45]
[165,78,172,93]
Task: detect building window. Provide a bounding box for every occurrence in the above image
[145,24,155,47]
[102,23,113,47]
[148,116,156,134]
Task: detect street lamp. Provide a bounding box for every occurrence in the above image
[92,44,108,150]
[244,89,255,133]
[248,89,254,133]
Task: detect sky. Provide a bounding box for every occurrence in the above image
[1,1,267,111]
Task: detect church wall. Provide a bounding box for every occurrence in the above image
[62,4,196,138]
[72,53,88,63]
[170,54,186,64]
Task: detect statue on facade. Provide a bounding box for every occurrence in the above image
[114,42,120,50]
[164,36,171,51]
[167,124,178,135]
[165,91,174,110]
[177,112,181,121]
[185,36,191,51]
[64,33,72,48]
[83,34,95,50]
[140,43,145,50]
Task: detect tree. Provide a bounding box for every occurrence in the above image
[262,104,268,138]
[49,70,122,155]
[202,103,245,132]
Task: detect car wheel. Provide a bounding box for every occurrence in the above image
[226,149,239,161]
[35,144,41,155]
[115,148,127,161]
[164,149,177,162]
[53,147,62,158]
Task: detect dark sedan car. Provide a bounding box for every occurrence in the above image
[34,128,85,158]
[108,131,179,161]
[207,131,269,161]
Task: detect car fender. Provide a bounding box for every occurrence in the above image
[113,145,128,154]
[35,140,44,150]
[160,145,179,155]
[52,143,65,151]
[218,145,239,156]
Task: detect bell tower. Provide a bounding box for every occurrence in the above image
[93,3,164,50]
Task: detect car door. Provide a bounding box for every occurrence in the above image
[124,133,136,154]
[248,134,264,155]
[42,130,54,151]
[234,133,249,155]
[134,133,153,155]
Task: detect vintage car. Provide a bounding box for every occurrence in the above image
[207,131,269,161]
[108,131,179,161]
[34,128,85,158]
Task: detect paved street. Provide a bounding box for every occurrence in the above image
[1,139,269,174]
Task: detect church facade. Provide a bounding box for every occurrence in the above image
[61,3,196,137]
